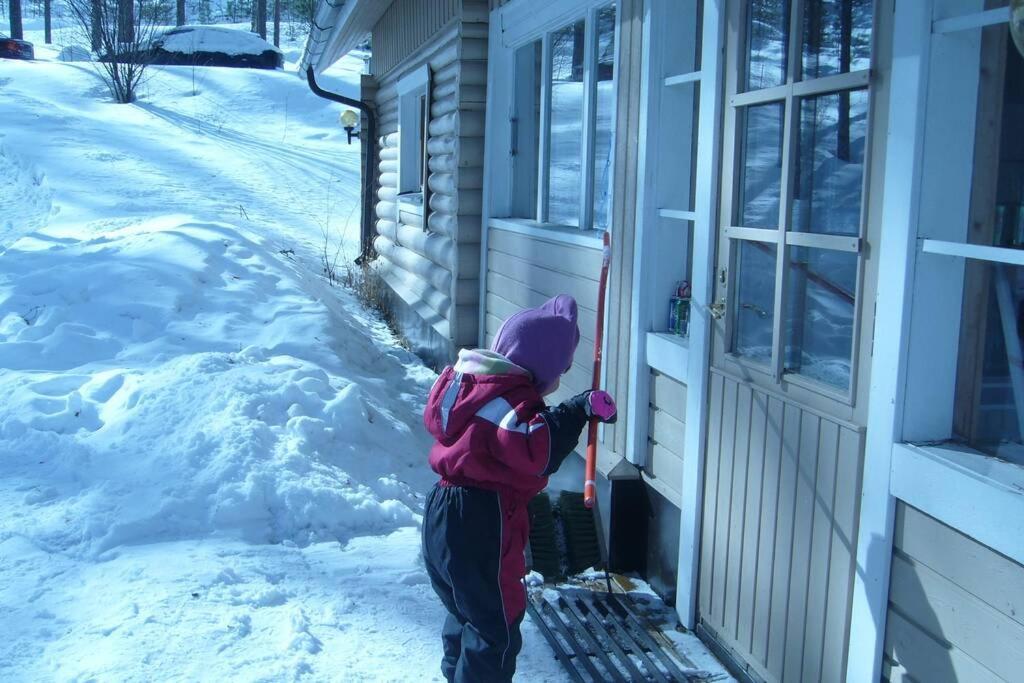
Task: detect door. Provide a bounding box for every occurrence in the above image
[697,1,891,681]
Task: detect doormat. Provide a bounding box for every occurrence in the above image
[527,585,726,682]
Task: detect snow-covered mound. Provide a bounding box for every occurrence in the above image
[0,218,435,559]
[150,26,284,68]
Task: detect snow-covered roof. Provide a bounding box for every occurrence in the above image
[155,26,282,56]
[300,0,392,74]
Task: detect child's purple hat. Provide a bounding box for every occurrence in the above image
[491,295,581,394]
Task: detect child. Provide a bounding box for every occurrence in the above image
[421,294,617,682]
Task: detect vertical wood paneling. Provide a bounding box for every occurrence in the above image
[822,426,861,681]
[751,395,785,664]
[372,0,459,79]
[766,401,801,677]
[723,383,753,637]
[737,388,768,651]
[802,420,839,683]
[699,371,864,683]
[699,372,725,618]
[712,378,739,623]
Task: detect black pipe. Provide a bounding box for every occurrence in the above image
[305,66,377,265]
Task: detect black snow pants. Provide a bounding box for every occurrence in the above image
[422,483,525,683]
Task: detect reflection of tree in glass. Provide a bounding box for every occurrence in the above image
[550,21,584,82]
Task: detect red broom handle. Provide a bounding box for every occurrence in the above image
[584,231,611,509]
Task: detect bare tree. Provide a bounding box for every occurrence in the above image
[44,0,51,43]
[175,0,184,26]
[272,0,279,47]
[9,0,24,39]
[67,0,160,103]
[251,0,265,40]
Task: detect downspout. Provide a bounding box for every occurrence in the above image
[305,65,377,265]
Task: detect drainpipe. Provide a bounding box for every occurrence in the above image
[305,66,377,265]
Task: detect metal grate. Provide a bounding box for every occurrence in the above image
[527,587,722,682]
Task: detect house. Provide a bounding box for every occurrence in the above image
[301,1,1024,681]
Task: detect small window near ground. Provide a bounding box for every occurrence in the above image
[954,38,1024,465]
[509,3,618,231]
[397,70,428,200]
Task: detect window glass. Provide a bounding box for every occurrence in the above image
[513,40,543,218]
[592,5,616,231]
[734,241,777,363]
[547,19,586,227]
[955,42,1024,464]
[738,102,784,228]
[791,89,868,236]
[802,0,873,81]
[745,0,790,92]
[784,246,856,389]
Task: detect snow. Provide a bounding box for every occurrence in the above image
[0,13,715,683]
[155,26,283,57]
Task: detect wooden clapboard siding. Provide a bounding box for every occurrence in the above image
[883,503,1024,683]
[371,3,488,362]
[699,369,864,683]
[484,224,602,416]
[645,370,686,506]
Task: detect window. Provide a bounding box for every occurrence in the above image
[951,37,1024,466]
[397,67,429,200]
[725,0,874,394]
[510,3,617,230]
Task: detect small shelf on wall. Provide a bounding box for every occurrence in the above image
[646,332,689,383]
[658,208,697,222]
[664,71,702,87]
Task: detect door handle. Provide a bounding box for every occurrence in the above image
[710,300,727,320]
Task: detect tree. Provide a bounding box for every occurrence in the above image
[9,0,23,39]
[272,0,279,47]
[67,0,160,103]
[175,0,183,26]
[44,0,51,43]
[251,0,265,40]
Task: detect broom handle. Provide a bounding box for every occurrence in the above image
[584,231,611,509]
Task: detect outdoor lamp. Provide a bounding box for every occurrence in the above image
[1012,0,1024,58]
[340,110,360,144]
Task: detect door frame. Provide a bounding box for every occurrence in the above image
[626,0,728,626]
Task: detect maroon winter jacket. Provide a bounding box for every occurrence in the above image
[423,355,589,620]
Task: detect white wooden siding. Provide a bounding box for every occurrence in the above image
[699,369,863,683]
[645,370,686,506]
[483,226,601,407]
[883,503,1024,683]
[372,7,488,353]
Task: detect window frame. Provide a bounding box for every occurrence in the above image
[396,66,430,201]
[500,0,620,232]
[716,0,879,406]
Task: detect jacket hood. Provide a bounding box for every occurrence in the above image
[424,363,536,444]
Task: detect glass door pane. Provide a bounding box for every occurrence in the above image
[802,0,873,80]
[737,102,785,228]
[734,241,777,363]
[745,0,791,91]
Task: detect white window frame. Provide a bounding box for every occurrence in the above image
[483,0,620,235]
[847,3,1024,681]
[397,66,429,198]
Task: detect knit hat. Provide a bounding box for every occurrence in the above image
[491,295,581,395]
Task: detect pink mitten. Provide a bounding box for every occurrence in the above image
[587,390,618,424]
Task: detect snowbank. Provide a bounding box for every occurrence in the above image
[0,218,436,559]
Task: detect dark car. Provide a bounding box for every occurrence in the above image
[0,33,34,60]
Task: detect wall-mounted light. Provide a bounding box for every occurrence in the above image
[340,109,360,145]
[1012,0,1024,58]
